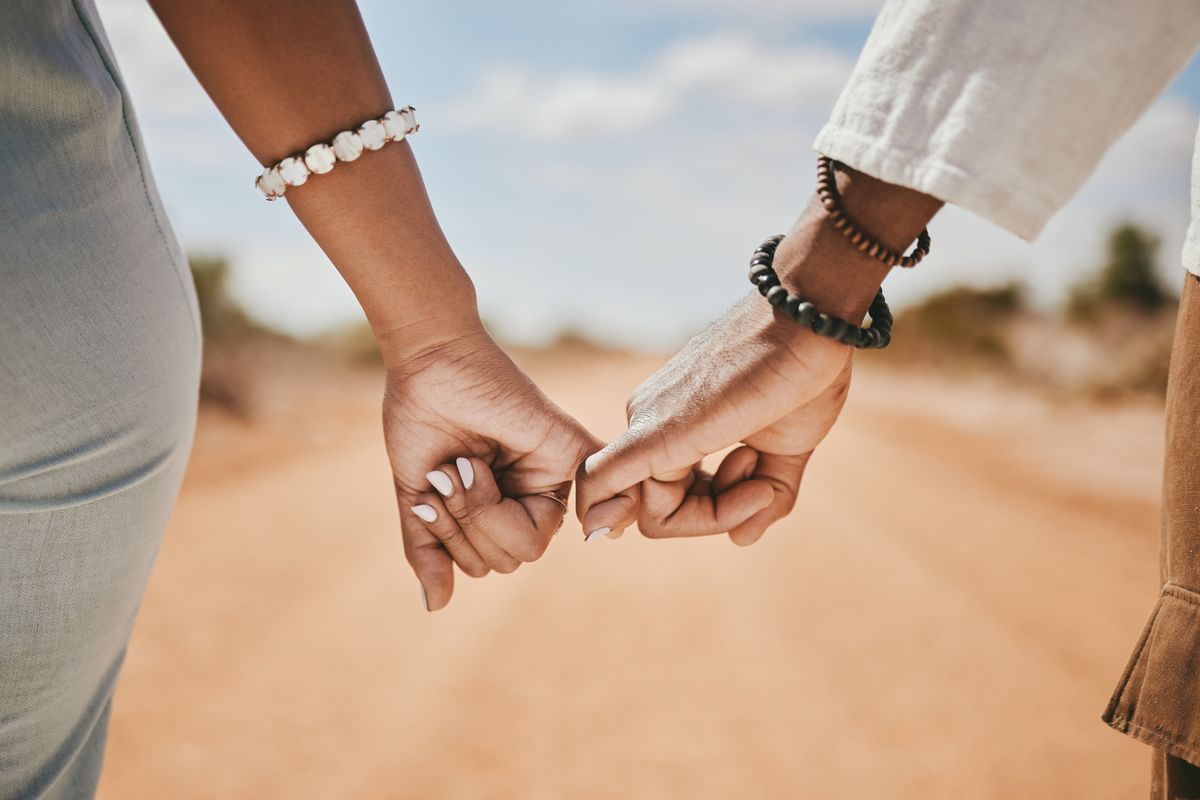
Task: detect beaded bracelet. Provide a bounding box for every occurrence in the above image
[749,234,893,349]
[816,155,930,268]
[254,106,419,201]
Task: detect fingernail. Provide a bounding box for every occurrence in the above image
[427,470,453,497]
[456,457,474,490]
[412,504,438,523]
[585,527,612,542]
[419,584,430,612]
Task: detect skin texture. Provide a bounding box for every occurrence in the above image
[576,167,942,544]
[149,0,597,609]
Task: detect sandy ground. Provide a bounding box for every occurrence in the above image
[96,348,1166,799]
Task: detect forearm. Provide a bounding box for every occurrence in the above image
[148,0,479,360]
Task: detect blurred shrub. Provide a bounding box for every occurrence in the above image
[315,321,383,365]
[871,223,1177,399]
[885,283,1026,369]
[190,255,259,342]
[190,254,272,416]
[1067,224,1170,322]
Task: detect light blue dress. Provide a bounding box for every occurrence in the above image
[0,1,201,797]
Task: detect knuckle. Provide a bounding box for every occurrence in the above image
[463,563,490,579]
[514,538,548,563]
[639,522,665,540]
[458,505,490,530]
[435,526,461,545]
[493,560,519,575]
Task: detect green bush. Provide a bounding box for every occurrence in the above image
[1067,223,1169,322]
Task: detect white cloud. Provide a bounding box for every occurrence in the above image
[445,33,855,141]
[445,67,672,140]
[654,35,853,107]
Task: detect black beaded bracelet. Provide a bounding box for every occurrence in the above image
[749,234,893,350]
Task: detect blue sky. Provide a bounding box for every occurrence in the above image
[95,1,1200,349]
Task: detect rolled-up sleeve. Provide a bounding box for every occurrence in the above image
[814,0,1200,241]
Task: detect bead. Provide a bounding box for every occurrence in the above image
[757,274,780,295]
[399,106,418,134]
[766,285,789,308]
[332,130,364,162]
[749,264,773,283]
[793,301,817,325]
[382,110,407,140]
[304,143,336,175]
[256,166,286,199]
[278,157,310,187]
[358,119,388,150]
[812,314,833,336]
[838,322,861,346]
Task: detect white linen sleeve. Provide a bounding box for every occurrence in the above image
[814,0,1200,241]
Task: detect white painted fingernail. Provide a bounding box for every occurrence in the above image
[412,504,438,523]
[456,457,474,490]
[585,527,611,543]
[426,470,453,497]
[420,584,429,612]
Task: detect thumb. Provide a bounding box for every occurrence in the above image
[575,440,643,540]
[576,419,692,539]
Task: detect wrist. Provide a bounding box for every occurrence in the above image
[773,163,942,322]
[371,276,486,369]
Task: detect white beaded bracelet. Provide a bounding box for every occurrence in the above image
[254,106,418,200]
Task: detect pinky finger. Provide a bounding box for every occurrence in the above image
[400,498,456,612]
[726,452,810,547]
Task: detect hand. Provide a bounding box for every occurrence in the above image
[383,327,598,610]
[576,169,940,544]
[575,290,852,545]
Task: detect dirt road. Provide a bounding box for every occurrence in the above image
[97,350,1165,799]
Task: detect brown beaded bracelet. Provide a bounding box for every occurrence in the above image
[816,155,931,268]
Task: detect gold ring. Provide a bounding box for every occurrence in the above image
[536,491,570,513]
[536,491,570,533]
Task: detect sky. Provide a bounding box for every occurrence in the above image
[94,0,1200,350]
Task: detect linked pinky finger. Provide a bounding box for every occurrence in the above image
[726,451,810,547]
[639,469,774,538]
